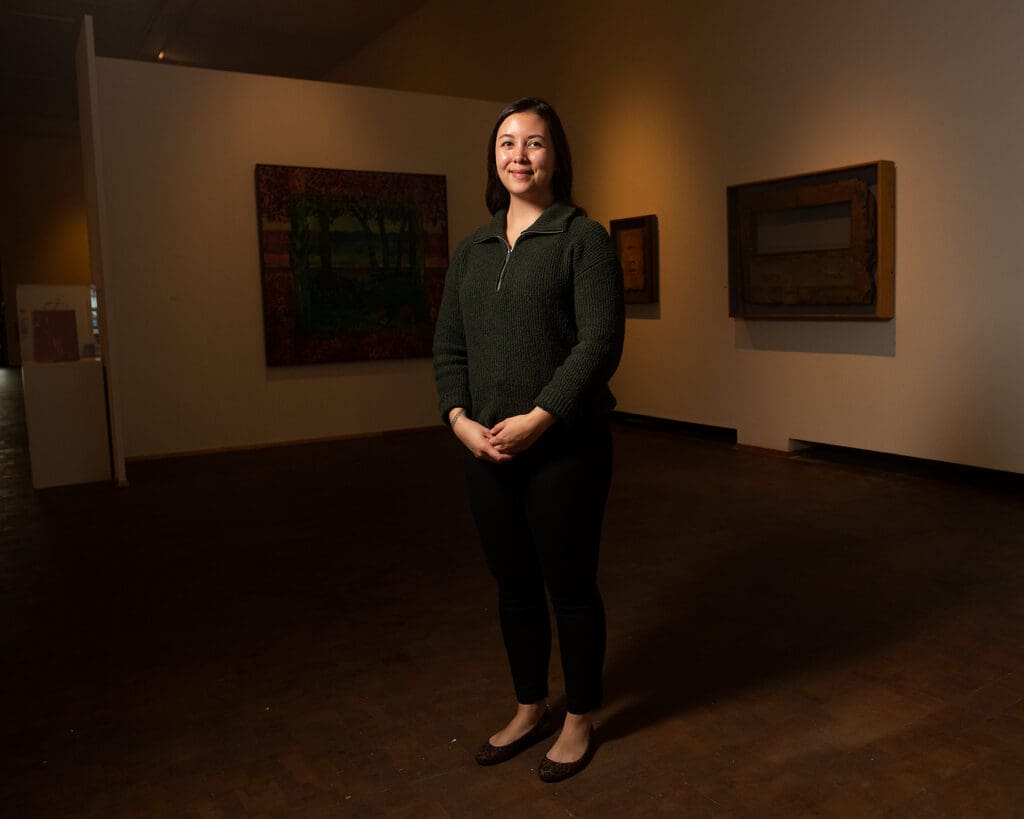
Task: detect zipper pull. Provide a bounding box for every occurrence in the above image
[496,245,512,291]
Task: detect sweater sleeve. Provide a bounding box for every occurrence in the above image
[432,240,473,424]
[534,221,625,421]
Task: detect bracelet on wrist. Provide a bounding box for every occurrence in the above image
[450,409,465,428]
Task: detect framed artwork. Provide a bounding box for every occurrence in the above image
[32,309,79,363]
[610,215,658,304]
[255,164,449,366]
[727,161,894,319]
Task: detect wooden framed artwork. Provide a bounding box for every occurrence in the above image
[255,164,449,366]
[727,161,894,319]
[610,215,658,304]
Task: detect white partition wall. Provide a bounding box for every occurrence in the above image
[76,15,126,484]
[86,53,499,460]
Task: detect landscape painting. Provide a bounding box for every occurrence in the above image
[255,164,449,366]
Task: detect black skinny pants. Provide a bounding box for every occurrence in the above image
[464,420,612,715]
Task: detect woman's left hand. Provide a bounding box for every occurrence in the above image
[489,407,557,455]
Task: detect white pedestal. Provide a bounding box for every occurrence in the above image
[21,360,112,489]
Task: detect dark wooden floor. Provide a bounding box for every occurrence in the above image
[2,367,1023,818]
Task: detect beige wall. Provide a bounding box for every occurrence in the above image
[0,134,92,365]
[331,0,1024,473]
[93,58,500,458]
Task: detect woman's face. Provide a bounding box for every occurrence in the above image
[494,111,556,205]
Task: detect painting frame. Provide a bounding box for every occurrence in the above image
[610,214,658,304]
[727,161,895,320]
[254,163,449,366]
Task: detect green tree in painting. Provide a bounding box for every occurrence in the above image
[257,166,319,333]
[257,165,447,338]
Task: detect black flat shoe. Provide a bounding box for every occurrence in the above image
[474,709,554,766]
[537,732,597,783]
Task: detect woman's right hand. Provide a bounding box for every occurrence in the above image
[454,417,513,463]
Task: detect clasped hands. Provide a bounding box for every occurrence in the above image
[451,406,556,463]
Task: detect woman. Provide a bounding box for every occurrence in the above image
[433,98,625,782]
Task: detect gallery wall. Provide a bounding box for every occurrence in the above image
[330,0,1024,473]
[91,58,500,458]
[0,134,92,365]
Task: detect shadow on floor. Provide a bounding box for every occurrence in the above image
[598,426,998,742]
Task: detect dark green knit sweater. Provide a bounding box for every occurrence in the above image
[433,201,625,429]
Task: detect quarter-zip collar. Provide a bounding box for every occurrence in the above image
[472,201,579,291]
[471,201,578,246]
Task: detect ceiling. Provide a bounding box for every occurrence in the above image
[1,0,428,136]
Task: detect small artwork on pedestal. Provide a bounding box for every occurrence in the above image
[32,310,79,363]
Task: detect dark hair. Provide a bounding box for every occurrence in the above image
[485,97,577,215]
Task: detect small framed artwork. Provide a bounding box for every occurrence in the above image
[611,215,658,304]
[32,309,79,363]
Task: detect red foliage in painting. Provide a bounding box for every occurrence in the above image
[255,165,294,222]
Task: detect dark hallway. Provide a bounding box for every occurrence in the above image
[2,370,1023,817]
